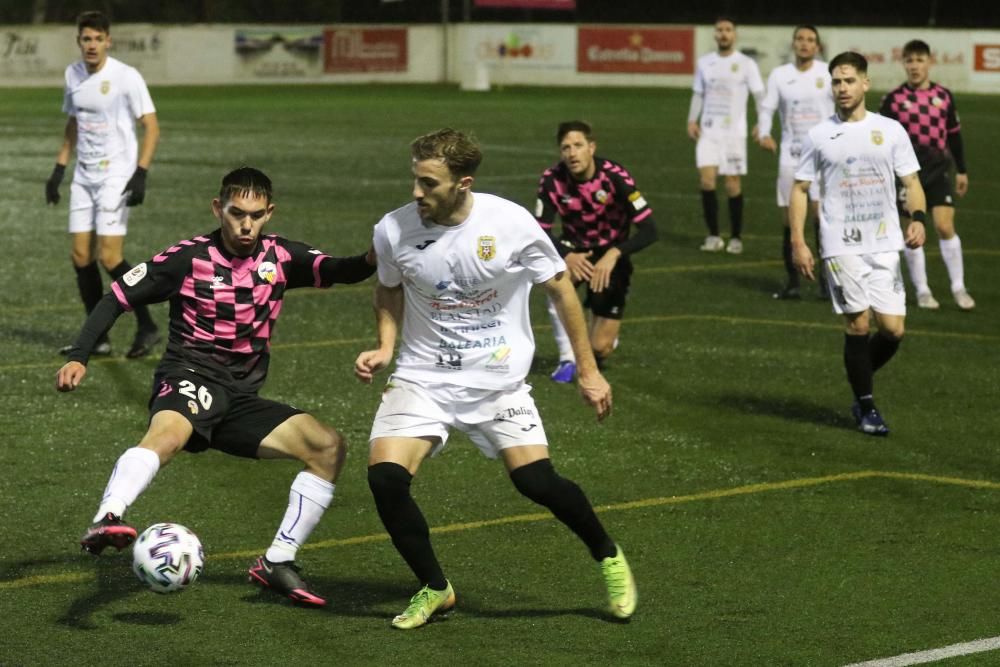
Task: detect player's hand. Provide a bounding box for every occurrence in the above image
[354,348,392,384]
[904,221,926,249]
[955,173,969,197]
[577,369,612,422]
[687,122,700,141]
[123,166,147,206]
[758,136,777,153]
[364,244,377,266]
[564,251,594,283]
[589,248,620,293]
[56,361,87,392]
[791,242,815,281]
[45,164,65,205]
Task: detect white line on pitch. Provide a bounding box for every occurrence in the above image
[843,635,1000,666]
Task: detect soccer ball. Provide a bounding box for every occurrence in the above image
[132,523,205,593]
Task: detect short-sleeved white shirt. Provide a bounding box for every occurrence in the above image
[63,56,155,183]
[758,60,834,166]
[692,51,765,138]
[795,111,921,258]
[374,193,566,390]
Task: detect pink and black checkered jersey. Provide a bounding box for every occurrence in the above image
[879,82,961,166]
[536,157,652,251]
[110,230,350,392]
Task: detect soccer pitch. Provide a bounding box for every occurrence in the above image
[1,83,998,666]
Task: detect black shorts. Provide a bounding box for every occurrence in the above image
[573,247,633,320]
[898,158,954,213]
[148,370,303,459]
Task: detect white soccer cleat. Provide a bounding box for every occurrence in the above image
[699,235,724,252]
[952,289,976,311]
[916,292,940,310]
[725,238,743,255]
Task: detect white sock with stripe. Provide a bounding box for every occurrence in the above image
[265,471,334,563]
[93,447,160,522]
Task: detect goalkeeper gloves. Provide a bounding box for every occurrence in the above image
[123,166,148,206]
[45,164,66,205]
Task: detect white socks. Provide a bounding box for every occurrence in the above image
[93,447,160,522]
[546,296,576,363]
[903,246,929,295]
[265,471,335,564]
[939,235,966,292]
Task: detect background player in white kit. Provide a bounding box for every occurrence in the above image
[687,17,765,254]
[789,52,926,437]
[756,25,833,299]
[46,11,161,359]
[354,128,635,629]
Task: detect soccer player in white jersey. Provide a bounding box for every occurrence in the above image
[687,17,765,254]
[790,52,927,436]
[757,25,833,299]
[46,11,161,359]
[354,128,636,629]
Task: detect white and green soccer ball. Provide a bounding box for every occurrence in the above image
[132,523,204,593]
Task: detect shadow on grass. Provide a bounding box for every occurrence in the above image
[58,556,144,630]
[716,392,853,429]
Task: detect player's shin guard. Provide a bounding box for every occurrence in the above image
[869,332,901,373]
[510,459,615,561]
[108,260,156,330]
[94,447,160,521]
[843,334,875,411]
[368,462,447,590]
[75,262,103,314]
[265,471,334,563]
[701,189,719,236]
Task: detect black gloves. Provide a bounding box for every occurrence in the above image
[45,164,66,205]
[123,166,148,206]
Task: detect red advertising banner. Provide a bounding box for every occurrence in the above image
[974,44,1000,71]
[323,28,407,73]
[577,27,694,74]
[474,0,576,9]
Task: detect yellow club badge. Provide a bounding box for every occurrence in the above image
[101,80,110,94]
[477,235,496,261]
[816,77,825,89]
[731,63,739,73]
[871,130,884,146]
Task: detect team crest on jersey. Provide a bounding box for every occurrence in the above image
[731,63,739,72]
[257,261,277,284]
[187,400,199,415]
[477,236,496,261]
[100,80,110,94]
[123,262,148,286]
[594,189,608,204]
[815,77,825,89]
[871,130,884,146]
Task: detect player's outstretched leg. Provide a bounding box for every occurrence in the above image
[599,546,638,619]
[80,512,137,555]
[391,581,456,629]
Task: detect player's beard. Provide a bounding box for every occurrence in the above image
[421,187,466,224]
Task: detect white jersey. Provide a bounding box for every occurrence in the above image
[758,60,833,166]
[374,192,566,390]
[692,50,765,138]
[795,111,921,258]
[63,56,155,183]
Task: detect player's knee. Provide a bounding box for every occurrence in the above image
[368,461,412,502]
[510,458,560,504]
[592,340,616,360]
[70,248,93,268]
[880,324,904,341]
[309,425,346,475]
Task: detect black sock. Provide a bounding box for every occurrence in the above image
[701,189,719,236]
[782,227,799,287]
[593,350,606,371]
[75,262,103,314]
[728,194,744,239]
[108,260,156,331]
[869,332,901,372]
[368,462,447,590]
[844,334,875,409]
[510,459,616,561]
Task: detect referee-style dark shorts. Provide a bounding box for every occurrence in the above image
[572,246,633,320]
[898,158,954,214]
[148,370,303,459]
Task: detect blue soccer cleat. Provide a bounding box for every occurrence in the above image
[550,360,576,383]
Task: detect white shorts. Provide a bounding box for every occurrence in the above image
[824,252,906,316]
[696,134,747,175]
[776,164,820,207]
[68,175,130,236]
[369,376,549,459]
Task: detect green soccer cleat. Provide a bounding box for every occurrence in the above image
[600,546,637,620]
[391,581,456,630]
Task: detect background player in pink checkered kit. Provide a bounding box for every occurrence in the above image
[790,52,927,437]
[55,167,376,607]
[687,17,765,254]
[535,121,659,383]
[879,39,975,311]
[46,11,162,359]
[354,128,636,629]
